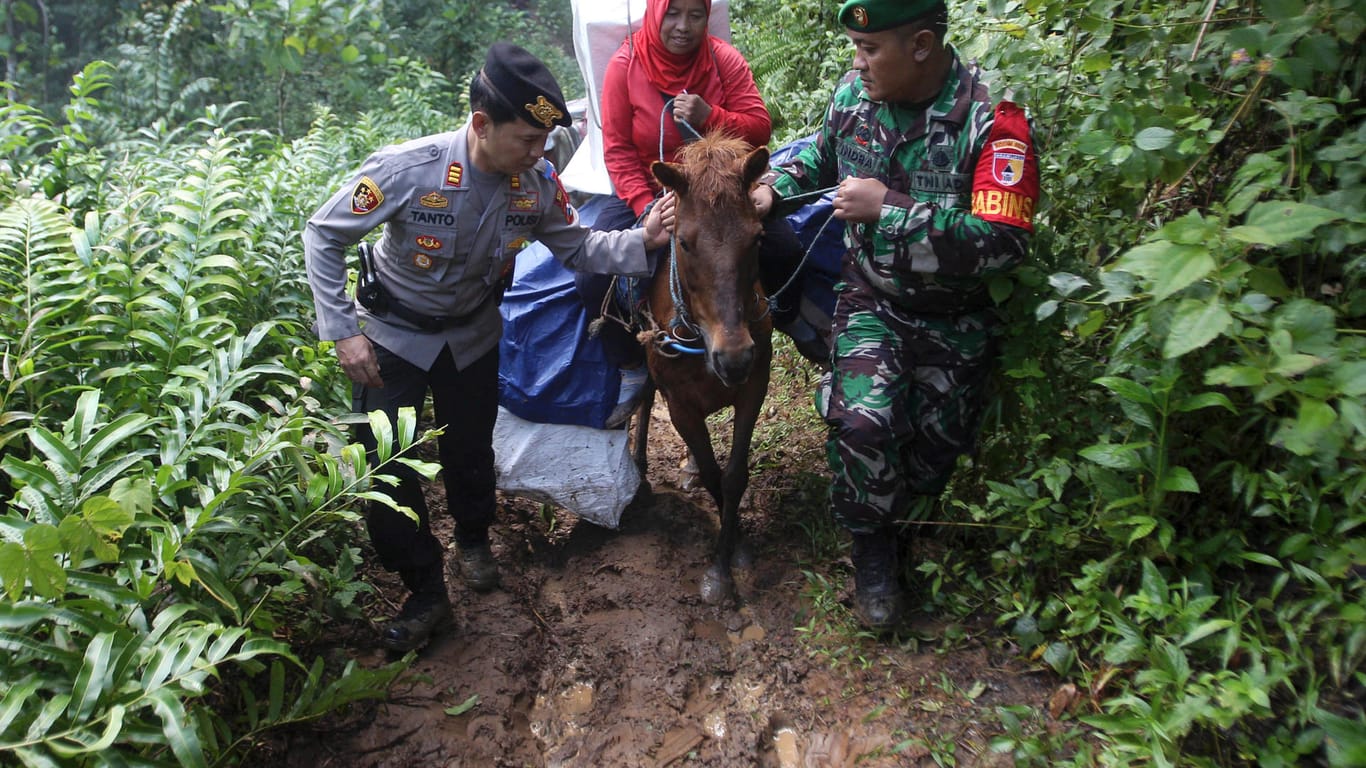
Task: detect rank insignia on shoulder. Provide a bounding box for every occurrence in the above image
[445,162,463,188]
[351,176,384,214]
[412,252,434,270]
[509,174,522,191]
[420,191,449,209]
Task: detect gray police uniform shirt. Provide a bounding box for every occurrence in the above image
[303,120,651,372]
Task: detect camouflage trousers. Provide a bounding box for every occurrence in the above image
[824,277,997,536]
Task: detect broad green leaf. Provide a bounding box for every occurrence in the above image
[1123,515,1158,543]
[1174,392,1236,413]
[1158,466,1200,493]
[1112,241,1215,301]
[1080,442,1147,470]
[70,632,115,722]
[149,687,207,768]
[1227,201,1341,246]
[1163,297,1233,358]
[0,678,42,739]
[368,410,394,463]
[1135,127,1175,151]
[1093,376,1153,406]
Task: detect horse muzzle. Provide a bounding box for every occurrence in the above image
[706,341,756,387]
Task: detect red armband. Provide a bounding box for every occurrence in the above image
[970,101,1038,232]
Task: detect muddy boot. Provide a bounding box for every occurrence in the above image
[456,541,500,592]
[851,533,905,633]
[382,565,452,652]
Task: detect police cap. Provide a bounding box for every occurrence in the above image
[480,42,572,130]
[839,0,945,32]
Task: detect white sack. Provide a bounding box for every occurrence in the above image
[492,406,640,529]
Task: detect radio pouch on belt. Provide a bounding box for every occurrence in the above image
[354,241,390,314]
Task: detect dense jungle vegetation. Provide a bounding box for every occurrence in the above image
[0,0,1361,764]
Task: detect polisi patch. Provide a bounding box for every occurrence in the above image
[351,176,383,214]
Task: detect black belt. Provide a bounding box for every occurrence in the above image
[354,242,488,333]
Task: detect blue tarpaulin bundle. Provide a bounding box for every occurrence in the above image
[497,138,845,428]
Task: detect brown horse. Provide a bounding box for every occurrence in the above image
[630,134,773,605]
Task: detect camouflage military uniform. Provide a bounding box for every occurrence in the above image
[762,52,1038,535]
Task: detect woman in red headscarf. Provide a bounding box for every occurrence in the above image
[600,0,772,221]
[585,0,819,428]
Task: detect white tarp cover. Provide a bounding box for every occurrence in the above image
[561,0,731,196]
[493,406,640,529]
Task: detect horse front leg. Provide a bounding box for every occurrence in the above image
[717,379,767,586]
[667,411,732,605]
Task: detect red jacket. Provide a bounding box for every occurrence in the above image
[601,39,772,216]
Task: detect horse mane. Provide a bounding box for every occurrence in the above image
[674,133,755,208]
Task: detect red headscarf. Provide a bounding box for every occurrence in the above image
[632,0,716,95]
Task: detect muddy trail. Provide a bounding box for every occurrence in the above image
[271,363,1062,767]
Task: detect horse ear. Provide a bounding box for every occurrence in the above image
[741,146,771,190]
[652,161,689,197]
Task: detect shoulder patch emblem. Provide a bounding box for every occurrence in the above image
[990,138,1028,187]
[445,162,463,188]
[420,191,449,209]
[351,176,384,214]
[412,252,434,270]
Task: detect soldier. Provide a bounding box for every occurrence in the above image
[303,43,675,652]
[752,0,1040,632]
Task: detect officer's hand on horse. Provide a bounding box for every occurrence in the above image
[833,177,887,223]
[336,334,383,388]
[643,191,677,249]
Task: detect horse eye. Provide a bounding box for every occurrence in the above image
[680,238,692,252]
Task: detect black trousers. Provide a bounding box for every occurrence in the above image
[352,342,499,574]
[576,195,807,367]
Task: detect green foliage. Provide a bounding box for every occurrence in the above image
[0,72,447,764]
[739,0,1363,762]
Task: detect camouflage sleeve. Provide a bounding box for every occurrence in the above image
[761,79,848,199]
[878,101,1038,277]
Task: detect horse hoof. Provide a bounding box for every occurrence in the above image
[699,566,734,605]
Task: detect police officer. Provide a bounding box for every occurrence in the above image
[304,43,675,651]
[752,0,1040,632]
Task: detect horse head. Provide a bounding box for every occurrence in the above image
[652,136,771,387]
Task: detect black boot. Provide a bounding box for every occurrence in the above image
[455,541,500,592]
[851,533,905,633]
[382,564,452,652]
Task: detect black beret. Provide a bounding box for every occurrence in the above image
[481,42,571,129]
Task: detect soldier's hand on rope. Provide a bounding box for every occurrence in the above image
[833,177,887,223]
[751,183,776,217]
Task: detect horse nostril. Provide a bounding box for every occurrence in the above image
[711,346,755,386]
